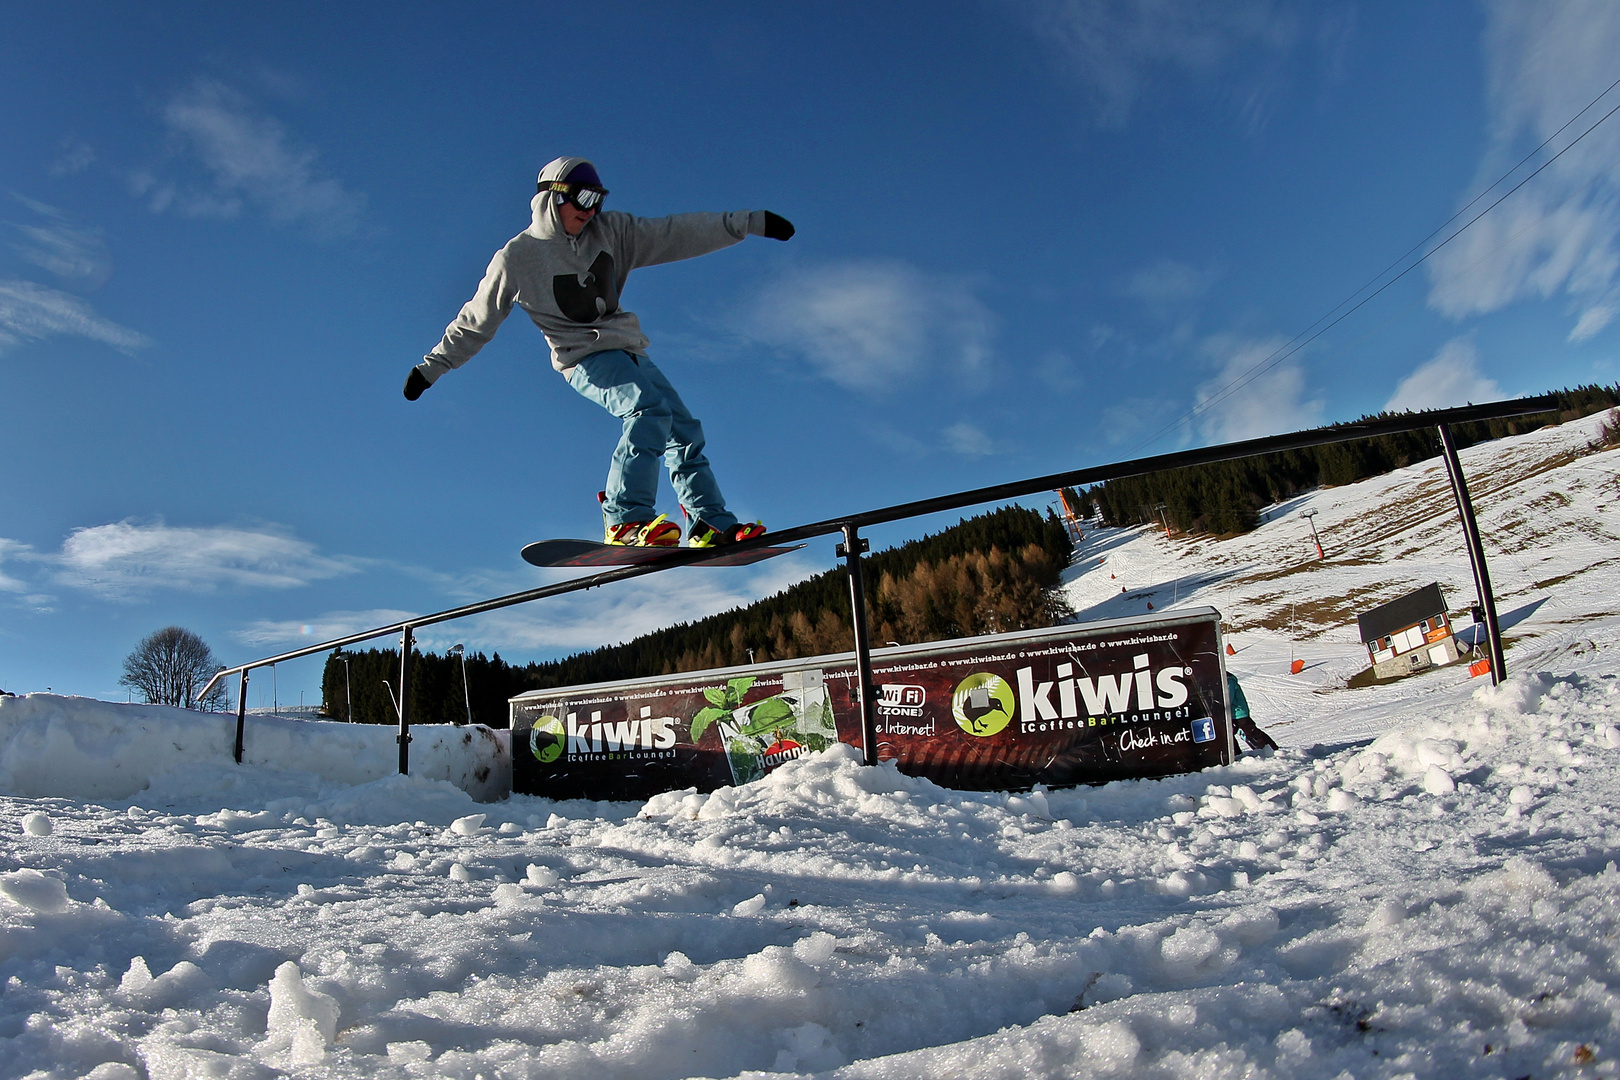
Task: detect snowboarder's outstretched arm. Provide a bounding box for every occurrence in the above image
[609,210,795,272]
[403,252,518,399]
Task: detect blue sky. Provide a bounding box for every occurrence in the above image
[3,1,1619,708]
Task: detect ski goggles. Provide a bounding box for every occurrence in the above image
[547,181,607,212]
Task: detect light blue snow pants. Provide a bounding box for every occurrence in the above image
[566,350,736,530]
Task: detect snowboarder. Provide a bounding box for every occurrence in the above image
[404,157,795,547]
[1226,672,1279,752]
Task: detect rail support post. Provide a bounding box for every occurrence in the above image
[234,669,249,764]
[1438,422,1506,685]
[398,626,414,774]
[837,525,878,766]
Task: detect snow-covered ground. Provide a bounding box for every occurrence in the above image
[0,697,509,805]
[1070,411,1620,751]
[2,414,1619,1080]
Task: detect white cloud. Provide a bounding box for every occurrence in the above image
[1034,349,1085,392]
[233,609,418,648]
[1123,258,1219,308]
[1016,0,1305,126]
[226,555,820,657]
[1569,298,1619,342]
[137,79,364,236]
[8,195,112,286]
[1426,0,1620,340]
[49,137,95,177]
[0,538,32,594]
[1194,335,1323,442]
[871,419,1003,458]
[0,279,149,355]
[54,521,357,599]
[0,540,54,611]
[743,260,992,391]
[1099,396,1167,447]
[452,556,819,655]
[942,421,999,457]
[1385,339,1504,413]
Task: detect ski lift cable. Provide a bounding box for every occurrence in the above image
[1132,77,1620,454]
[1179,90,1620,440]
[1302,72,1620,334]
[1146,94,1620,448]
[1159,96,1620,444]
[1288,162,1613,366]
[1228,73,1620,389]
[1157,150,1617,454]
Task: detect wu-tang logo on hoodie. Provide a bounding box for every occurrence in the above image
[553,252,621,323]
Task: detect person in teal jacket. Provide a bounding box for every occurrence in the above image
[1227,672,1279,751]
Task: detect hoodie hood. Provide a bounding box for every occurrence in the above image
[528,190,565,239]
[538,155,595,187]
[529,156,597,240]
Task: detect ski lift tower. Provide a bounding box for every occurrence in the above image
[1302,509,1325,559]
[1054,487,1085,543]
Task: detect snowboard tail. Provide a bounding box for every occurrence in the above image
[522,538,802,568]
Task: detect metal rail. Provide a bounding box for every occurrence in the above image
[202,394,1560,766]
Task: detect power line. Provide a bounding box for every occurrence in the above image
[1133,74,1620,453]
[1297,157,1620,366]
[1316,73,1620,338]
[1193,96,1620,419]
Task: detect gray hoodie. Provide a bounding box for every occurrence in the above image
[417,185,767,381]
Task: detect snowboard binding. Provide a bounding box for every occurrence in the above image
[600,493,682,547]
[688,519,767,548]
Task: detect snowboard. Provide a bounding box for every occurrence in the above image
[522,538,803,568]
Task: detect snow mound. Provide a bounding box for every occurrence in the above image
[0,868,71,913]
[265,961,341,1065]
[0,662,1616,1079]
[0,693,509,803]
[642,742,944,822]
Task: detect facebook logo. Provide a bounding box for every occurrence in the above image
[1191,718,1216,743]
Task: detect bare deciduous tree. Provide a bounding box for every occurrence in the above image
[120,627,227,710]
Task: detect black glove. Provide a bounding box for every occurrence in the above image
[403,368,430,401]
[761,211,795,241]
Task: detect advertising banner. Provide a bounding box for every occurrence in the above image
[511,608,1230,801]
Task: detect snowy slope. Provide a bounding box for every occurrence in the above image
[1065,412,1620,750]
[1,415,1618,1080]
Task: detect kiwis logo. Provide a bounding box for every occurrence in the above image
[528,715,566,763]
[951,673,1015,737]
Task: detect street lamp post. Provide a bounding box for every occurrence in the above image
[334,651,353,722]
[449,644,472,726]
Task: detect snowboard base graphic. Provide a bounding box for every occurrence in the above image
[522,539,802,568]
